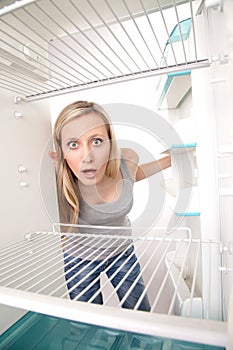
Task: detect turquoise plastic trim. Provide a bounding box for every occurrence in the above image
[157,17,192,109]
[0,312,40,347]
[168,70,191,77]
[156,75,173,109]
[171,143,197,148]
[168,18,192,44]
[0,312,224,349]
[175,212,201,216]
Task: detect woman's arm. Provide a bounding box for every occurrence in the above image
[135,154,171,182]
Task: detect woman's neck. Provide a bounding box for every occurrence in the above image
[78,172,123,205]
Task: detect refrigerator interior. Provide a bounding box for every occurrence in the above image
[0,0,233,349]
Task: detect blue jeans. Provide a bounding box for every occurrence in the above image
[64,246,150,311]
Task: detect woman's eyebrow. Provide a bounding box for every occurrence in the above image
[64,137,78,143]
[89,133,106,138]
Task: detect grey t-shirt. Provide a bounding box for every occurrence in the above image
[64,157,134,260]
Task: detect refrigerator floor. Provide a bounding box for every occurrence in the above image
[0,312,225,350]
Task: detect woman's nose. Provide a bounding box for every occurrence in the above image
[82,146,94,163]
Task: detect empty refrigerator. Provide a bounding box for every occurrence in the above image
[0,0,232,349]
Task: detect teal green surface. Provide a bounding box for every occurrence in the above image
[175,212,201,216]
[171,143,197,148]
[0,312,225,349]
[169,18,192,43]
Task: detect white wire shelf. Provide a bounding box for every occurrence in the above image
[0,228,230,347]
[0,0,209,101]
[0,229,224,315]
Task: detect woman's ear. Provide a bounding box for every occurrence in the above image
[48,151,58,172]
[48,151,57,161]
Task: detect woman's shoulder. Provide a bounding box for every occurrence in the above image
[121,148,139,163]
[120,148,139,179]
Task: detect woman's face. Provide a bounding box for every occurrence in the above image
[61,112,111,186]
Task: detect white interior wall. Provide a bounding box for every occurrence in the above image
[49,75,160,123]
[0,89,59,245]
[206,3,233,319]
[190,5,233,320]
[222,0,233,318]
[0,88,59,334]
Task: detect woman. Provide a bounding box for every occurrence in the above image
[50,100,171,311]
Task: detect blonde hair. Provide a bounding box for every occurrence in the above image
[53,101,120,225]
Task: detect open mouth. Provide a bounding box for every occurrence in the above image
[81,169,97,178]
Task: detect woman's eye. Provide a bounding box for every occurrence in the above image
[92,138,103,146]
[68,141,78,149]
